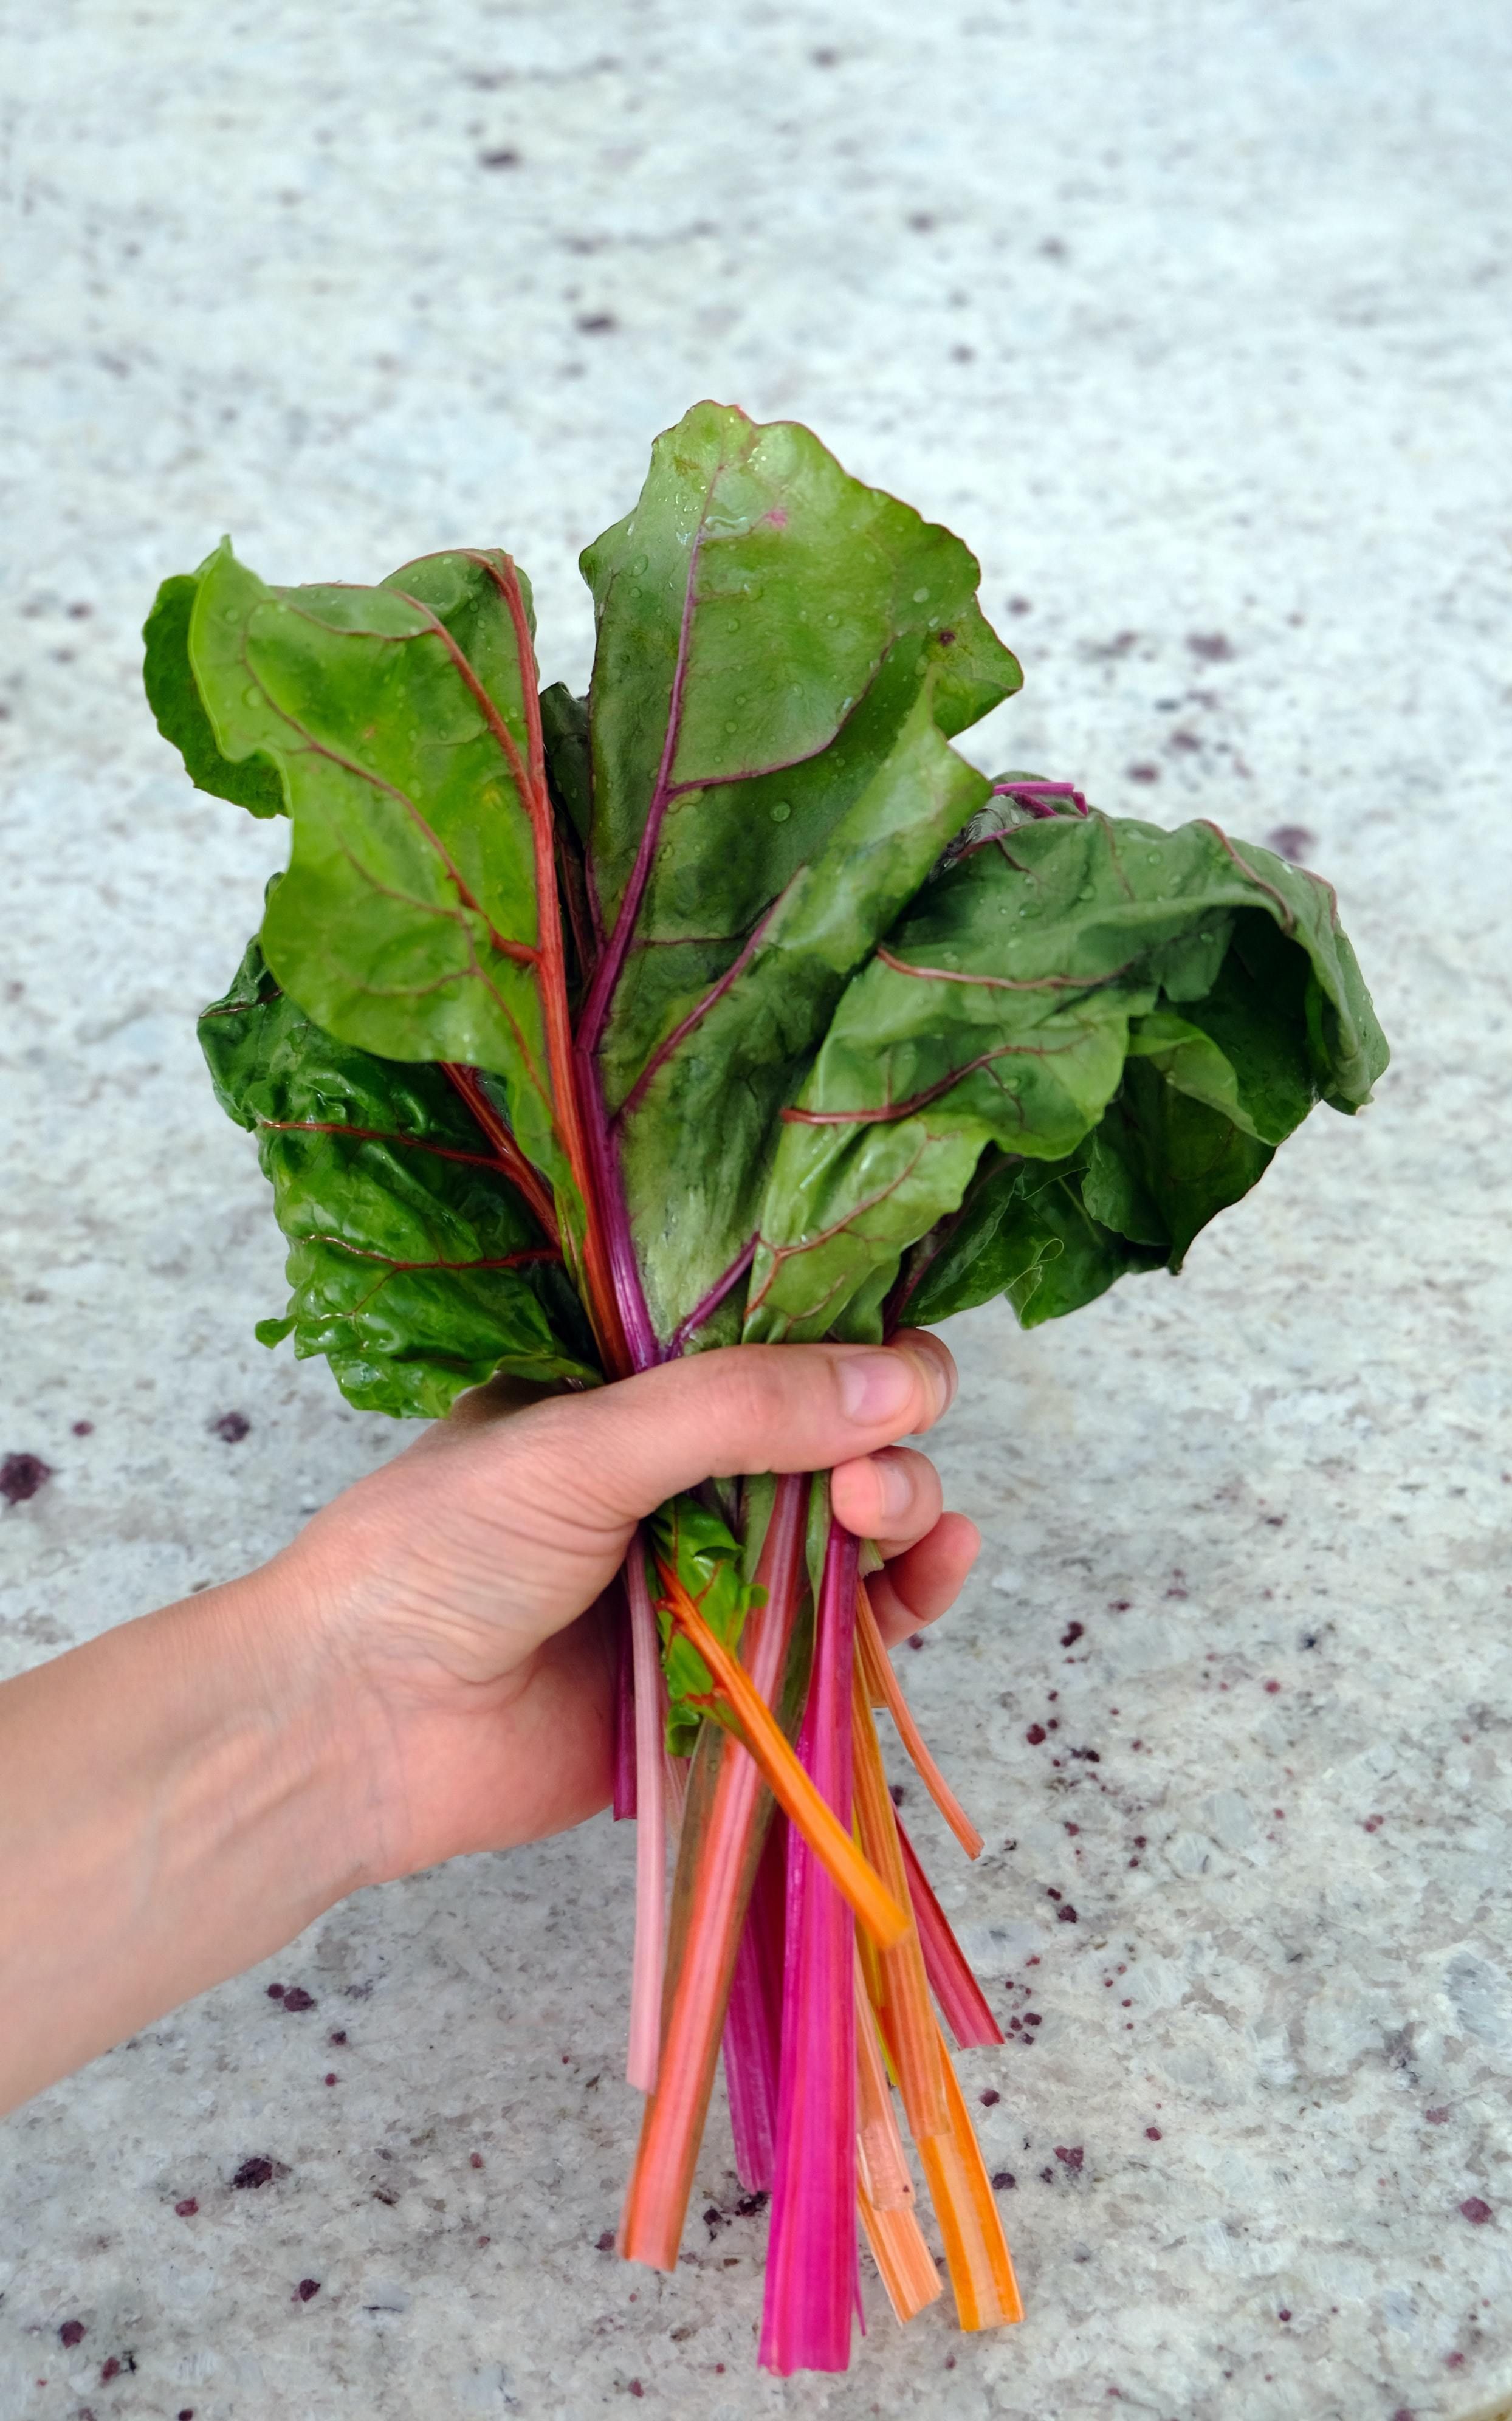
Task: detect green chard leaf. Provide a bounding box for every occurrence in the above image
[574,401,1022,1359]
[199,930,597,1415]
[647,1494,766,1757]
[746,808,1387,1341]
[146,537,585,1239]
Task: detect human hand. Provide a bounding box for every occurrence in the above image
[0,1332,978,2116]
[291,1330,978,1884]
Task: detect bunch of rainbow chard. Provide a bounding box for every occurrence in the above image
[144,403,1387,2374]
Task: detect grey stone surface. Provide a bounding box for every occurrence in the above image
[2,1,1510,2416]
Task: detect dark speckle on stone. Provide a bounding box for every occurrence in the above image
[811,46,839,64]
[211,1411,250,1443]
[596,2230,616,2250]
[1145,2126,1162,2141]
[179,2410,195,2419]
[889,1782,905,1807]
[1026,1723,1046,1745]
[1057,1902,1079,1923]
[1055,2145,1085,2172]
[734,2190,768,2219]
[281,1987,315,2012]
[2,1452,53,1505]
[100,2357,120,2380]
[478,148,520,168]
[1127,763,1160,784]
[1187,631,1235,662]
[470,2151,484,2168]
[991,2170,1016,2190]
[232,2157,274,2189]
[174,2197,198,2217]
[1060,1620,1084,1647]
[1426,2106,1450,2124]
[295,2278,320,2302]
[72,1419,94,1436]
[329,2029,348,2045]
[267,1983,285,1999]
[576,312,617,334]
[1459,2197,1493,2225]
[59,2321,84,2347]
[980,2088,1000,2106]
[1266,823,1316,862]
[628,2380,645,2397]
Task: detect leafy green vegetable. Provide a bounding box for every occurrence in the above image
[199,931,596,1415]
[576,402,1022,1357]
[148,400,1386,1393]
[176,539,567,1175]
[648,1495,766,1756]
[744,808,1387,1342]
[148,402,1389,2375]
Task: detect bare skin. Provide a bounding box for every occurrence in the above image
[0,1333,975,2119]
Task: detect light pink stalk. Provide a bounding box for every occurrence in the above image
[625,1539,666,2093]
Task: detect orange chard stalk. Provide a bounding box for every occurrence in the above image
[915,2027,1023,2332]
[657,1568,909,1954]
[857,2185,943,2328]
[853,1955,913,2211]
[856,1585,983,1859]
[850,1661,949,2140]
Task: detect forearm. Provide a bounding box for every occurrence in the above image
[0,1556,377,2115]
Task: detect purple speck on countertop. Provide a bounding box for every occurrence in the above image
[58,2320,84,2347]
[1459,2197,1493,2225]
[295,2278,320,2303]
[232,2157,274,2190]
[2,1452,52,1505]
[210,1410,250,1443]
[281,1987,315,2012]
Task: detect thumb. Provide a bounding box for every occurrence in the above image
[484,1333,957,1537]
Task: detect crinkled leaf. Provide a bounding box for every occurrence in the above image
[647,1494,766,1757]
[150,538,577,1222]
[576,402,1022,1355]
[904,1147,1166,1328]
[199,932,596,1417]
[746,809,1387,1341]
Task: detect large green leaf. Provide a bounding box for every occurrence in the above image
[575,402,1022,1355]
[745,809,1388,1342]
[199,933,597,1417]
[149,539,575,1218]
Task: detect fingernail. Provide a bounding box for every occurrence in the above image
[873,1454,913,1519]
[836,1351,918,1427]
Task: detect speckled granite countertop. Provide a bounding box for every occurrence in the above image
[2,3,1510,2416]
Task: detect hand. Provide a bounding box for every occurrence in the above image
[0,1332,977,2115]
[298,1330,978,1881]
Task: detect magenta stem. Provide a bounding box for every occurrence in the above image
[759,1518,861,2375]
[990,778,1089,819]
[723,1812,786,2193]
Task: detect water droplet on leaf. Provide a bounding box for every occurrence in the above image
[770,800,792,823]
